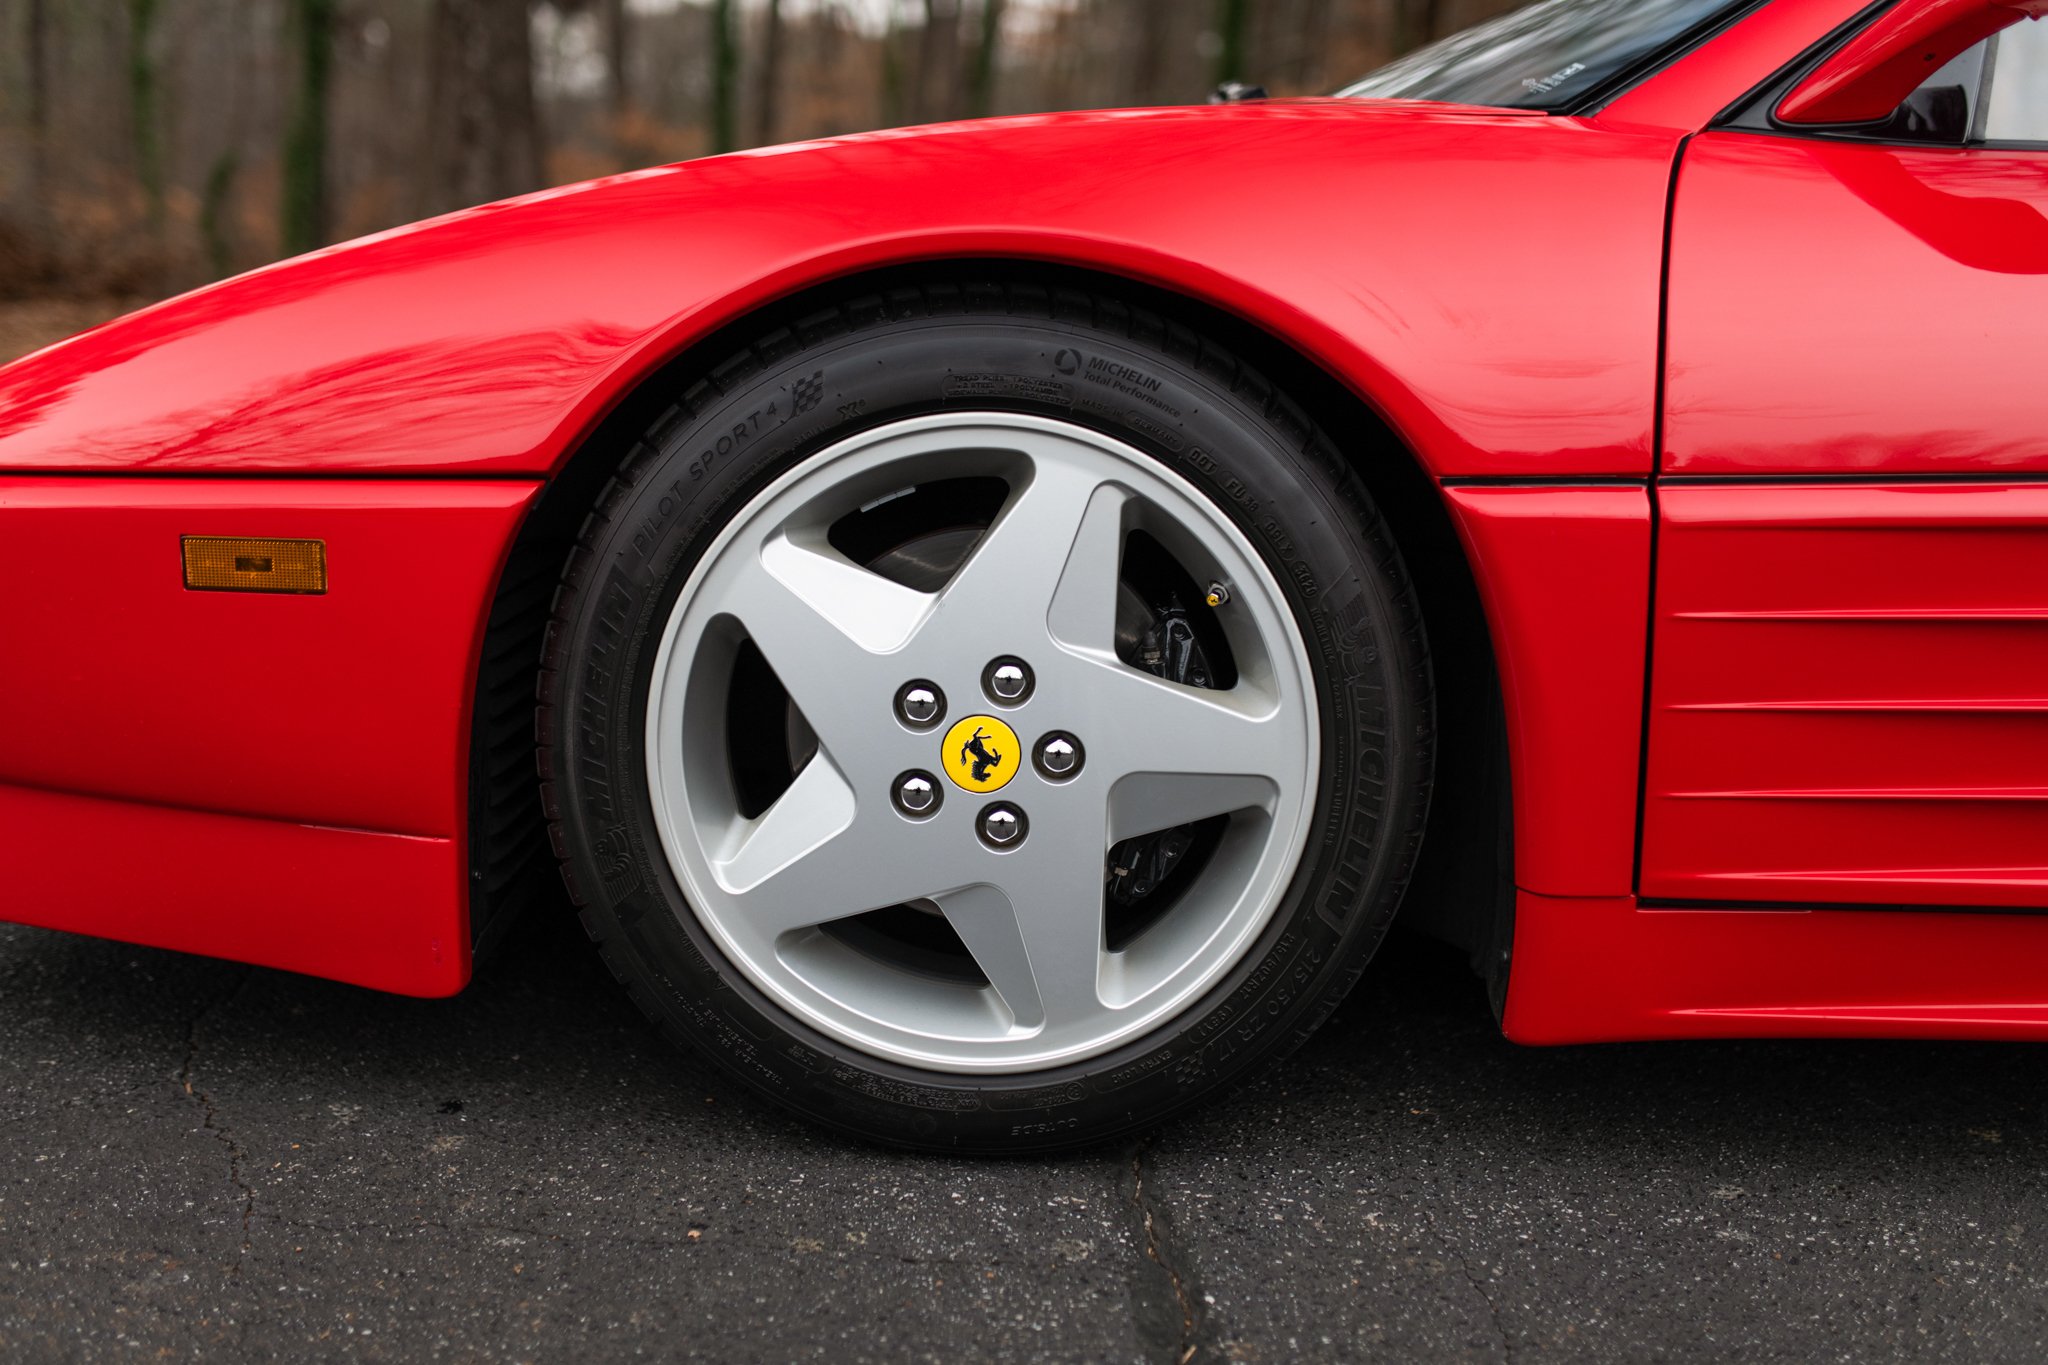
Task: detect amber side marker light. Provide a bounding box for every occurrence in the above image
[181,536,327,594]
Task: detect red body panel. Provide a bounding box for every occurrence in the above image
[5,0,2048,1047]
[0,102,1678,481]
[1641,483,2048,907]
[1665,132,2048,476]
[0,478,533,835]
[0,478,535,993]
[1507,893,2048,1045]
[1443,486,1650,897]
[0,783,466,996]
[1649,113,2048,915]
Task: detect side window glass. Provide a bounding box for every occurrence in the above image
[1873,43,1986,143]
[1867,23,2048,146]
[1984,21,2048,142]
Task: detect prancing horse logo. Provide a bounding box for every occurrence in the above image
[941,714,1019,793]
[960,726,1003,783]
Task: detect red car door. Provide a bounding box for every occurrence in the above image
[1642,20,2048,907]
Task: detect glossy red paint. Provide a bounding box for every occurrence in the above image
[0,101,1680,481]
[1506,893,2048,1045]
[0,478,535,993]
[6,0,2048,1050]
[0,782,467,996]
[0,477,534,834]
[1641,483,2048,906]
[1443,485,1650,898]
[1665,131,2048,475]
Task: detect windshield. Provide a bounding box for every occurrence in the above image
[1336,0,1749,111]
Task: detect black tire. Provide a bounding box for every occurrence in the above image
[539,275,1433,1153]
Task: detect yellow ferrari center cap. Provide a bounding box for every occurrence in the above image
[941,715,1020,793]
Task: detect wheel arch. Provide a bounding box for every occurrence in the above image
[466,258,1513,1009]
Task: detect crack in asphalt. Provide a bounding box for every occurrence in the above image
[178,969,257,1276]
[1445,1238,1513,1363]
[1129,1140,1204,1363]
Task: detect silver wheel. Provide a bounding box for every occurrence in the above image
[644,413,1318,1073]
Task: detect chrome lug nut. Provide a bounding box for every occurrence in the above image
[978,802,1027,849]
[1034,732,1083,780]
[894,771,941,818]
[894,680,945,730]
[983,656,1034,705]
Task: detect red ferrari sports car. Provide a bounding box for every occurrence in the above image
[3,0,2044,1151]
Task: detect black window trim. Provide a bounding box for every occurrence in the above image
[1560,0,1776,116]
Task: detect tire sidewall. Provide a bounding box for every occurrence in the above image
[551,306,1428,1151]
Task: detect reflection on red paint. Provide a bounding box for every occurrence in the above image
[1666,132,2048,475]
[0,101,1680,480]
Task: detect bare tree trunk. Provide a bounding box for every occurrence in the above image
[915,0,960,122]
[1130,0,1175,105]
[880,3,906,126]
[1393,0,1444,55]
[708,0,738,153]
[753,0,784,147]
[202,151,238,277]
[426,0,545,215]
[601,0,633,162]
[25,0,51,222]
[126,0,164,229]
[967,0,1003,117]
[281,0,334,255]
[1299,0,1336,91]
[1213,0,1249,86]
[603,0,629,120]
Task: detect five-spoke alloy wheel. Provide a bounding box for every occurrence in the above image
[543,277,1431,1151]
[645,413,1317,1071]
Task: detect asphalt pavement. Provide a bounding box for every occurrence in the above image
[3,903,2046,1363]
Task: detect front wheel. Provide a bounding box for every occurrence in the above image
[541,280,1431,1151]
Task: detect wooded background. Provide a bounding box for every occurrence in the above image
[0,0,1521,302]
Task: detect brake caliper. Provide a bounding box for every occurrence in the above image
[1108,596,1215,906]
